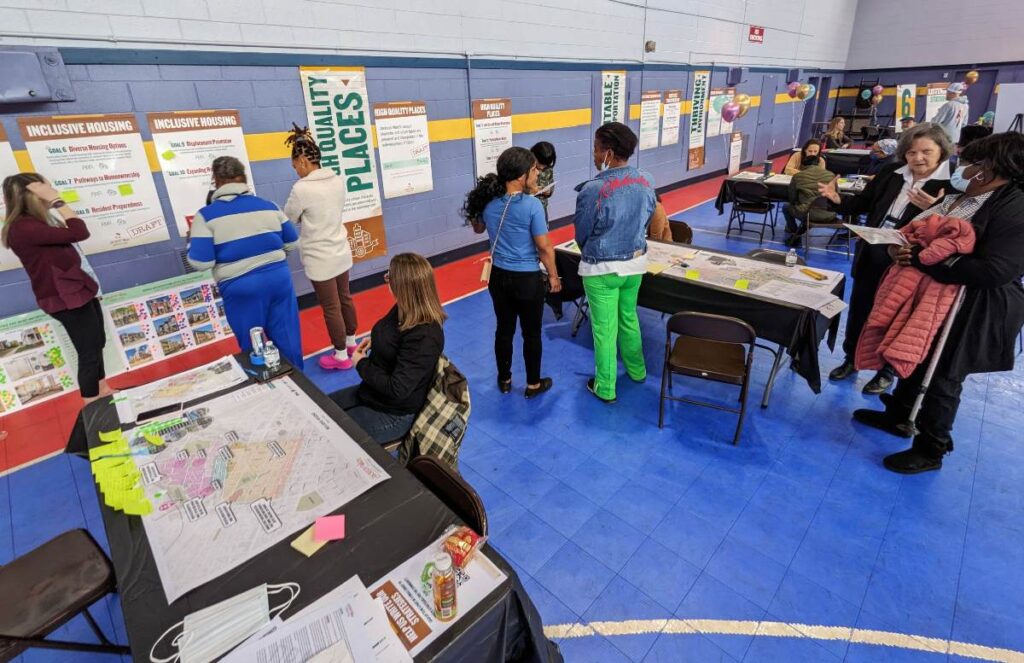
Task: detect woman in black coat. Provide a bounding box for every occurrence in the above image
[854,132,1024,474]
[818,123,953,394]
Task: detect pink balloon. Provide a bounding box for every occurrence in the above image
[872,84,884,95]
[721,102,741,123]
[787,82,800,98]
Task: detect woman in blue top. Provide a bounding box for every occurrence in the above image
[463,147,562,398]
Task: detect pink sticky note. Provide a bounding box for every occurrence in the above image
[313,515,346,542]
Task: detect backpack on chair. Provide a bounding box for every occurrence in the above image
[398,355,471,469]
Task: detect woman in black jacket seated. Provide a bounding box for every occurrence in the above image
[819,123,953,394]
[330,253,445,444]
[854,132,1024,474]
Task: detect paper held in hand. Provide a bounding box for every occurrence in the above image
[844,224,909,246]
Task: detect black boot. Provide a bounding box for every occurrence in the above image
[853,409,913,438]
[863,367,895,395]
[883,430,950,474]
[829,358,857,381]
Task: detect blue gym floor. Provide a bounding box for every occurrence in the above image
[3,199,1023,662]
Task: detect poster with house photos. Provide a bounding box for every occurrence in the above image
[0,311,78,414]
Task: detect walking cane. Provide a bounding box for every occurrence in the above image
[898,285,967,436]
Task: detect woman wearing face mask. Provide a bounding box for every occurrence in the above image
[463,147,561,398]
[783,139,826,175]
[574,122,657,404]
[819,123,953,394]
[853,131,1024,474]
[864,138,898,176]
[283,124,358,370]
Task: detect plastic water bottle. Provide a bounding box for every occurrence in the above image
[785,248,798,267]
[263,341,281,371]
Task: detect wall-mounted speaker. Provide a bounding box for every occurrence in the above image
[787,68,801,84]
[727,67,748,86]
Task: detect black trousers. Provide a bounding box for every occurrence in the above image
[884,351,964,458]
[488,266,545,385]
[50,298,106,398]
[782,204,802,235]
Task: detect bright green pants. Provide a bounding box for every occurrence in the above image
[583,272,646,400]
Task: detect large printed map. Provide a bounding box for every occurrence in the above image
[128,377,389,602]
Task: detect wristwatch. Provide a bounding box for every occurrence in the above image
[50,199,67,209]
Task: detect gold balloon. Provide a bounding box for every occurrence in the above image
[965,70,979,84]
[871,94,883,106]
[795,84,811,100]
[733,93,752,112]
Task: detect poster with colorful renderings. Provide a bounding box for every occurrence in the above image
[0,311,77,414]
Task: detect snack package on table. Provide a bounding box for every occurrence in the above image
[442,526,486,569]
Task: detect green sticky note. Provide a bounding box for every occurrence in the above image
[60,189,80,203]
[734,279,750,290]
[144,432,165,447]
[685,269,700,280]
[117,183,134,196]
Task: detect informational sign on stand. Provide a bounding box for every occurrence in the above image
[17,113,170,257]
[0,310,78,415]
[687,71,711,169]
[0,124,22,273]
[639,91,662,150]
[661,90,683,146]
[728,132,744,175]
[926,82,950,123]
[148,110,252,237]
[372,101,434,199]
[471,98,513,179]
[601,71,627,125]
[299,66,387,262]
[896,84,917,130]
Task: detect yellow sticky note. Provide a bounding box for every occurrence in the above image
[685,269,700,280]
[123,499,153,516]
[98,429,123,443]
[104,490,126,510]
[144,433,165,447]
[117,183,134,196]
[60,189,80,203]
[647,262,669,275]
[734,279,750,290]
[290,525,328,557]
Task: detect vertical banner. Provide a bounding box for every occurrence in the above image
[926,82,949,123]
[661,90,682,146]
[895,84,917,131]
[372,101,434,199]
[687,71,712,170]
[17,113,170,255]
[0,310,78,415]
[601,71,627,125]
[639,91,662,150]
[728,132,744,175]
[299,66,387,262]
[148,110,252,237]
[0,124,22,272]
[471,98,513,179]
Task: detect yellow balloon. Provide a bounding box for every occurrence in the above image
[965,70,979,84]
[733,93,752,112]
[871,94,883,106]
[795,84,810,100]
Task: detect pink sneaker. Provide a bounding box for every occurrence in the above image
[346,344,359,358]
[319,353,353,370]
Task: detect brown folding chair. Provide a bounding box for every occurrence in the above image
[726,181,775,244]
[407,454,488,536]
[0,529,129,660]
[659,312,756,445]
[668,220,693,244]
[803,196,852,258]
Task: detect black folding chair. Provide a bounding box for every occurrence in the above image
[803,196,853,258]
[726,181,775,244]
[408,455,488,536]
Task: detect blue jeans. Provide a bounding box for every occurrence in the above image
[330,385,415,445]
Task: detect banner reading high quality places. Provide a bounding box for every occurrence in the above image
[896,84,917,131]
[687,71,711,170]
[601,71,627,125]
[661,90,682,146]
[17,113,170,256]
[0,124,22,273]
[299,66,387,262]
[472,98,513,179]
[373,101,434,199]
[148,109,253,237]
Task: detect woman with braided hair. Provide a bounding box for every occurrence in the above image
[284,123,359,370]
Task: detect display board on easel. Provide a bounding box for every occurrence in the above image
[994,83,1024,133]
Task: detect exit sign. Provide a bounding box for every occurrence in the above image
[748,25,765,43]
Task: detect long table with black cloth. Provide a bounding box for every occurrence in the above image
[66,355,561,663]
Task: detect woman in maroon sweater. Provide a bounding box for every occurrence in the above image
[2,174,111,402]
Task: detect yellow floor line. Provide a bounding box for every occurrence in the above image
[543,619,1024,662]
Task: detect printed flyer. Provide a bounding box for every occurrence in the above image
[601,71,627,125]
[471,98,513,179]
[148,109,253,236]
[728,132,744,175]
[639,91,662,151]
[661,90,683,146]
[373,101,434,199]
[299,66,388,262]
[17,113,170,256]
[0,124,22,272]
[0,310,77,415]
[687,71,712,169]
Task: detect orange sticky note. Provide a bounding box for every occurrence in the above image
[291,525,327,557]
[313,515,346,542]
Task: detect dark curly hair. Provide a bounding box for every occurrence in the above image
[460,146,536,223]
[595,122,638,161]
[531,141,557,168]
[285,123,321,164]
[961,131,1024,188]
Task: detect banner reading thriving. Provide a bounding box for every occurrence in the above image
[601,71,627,125]
[661,90,682,146]
[299,66,387,262]
[896,83,917,131]
[688,71,712,170]
[0,310,78,415]
[0,124,22,272]
[639,91,662,151]
[148,110,253,237]
[17,113,170,256]
[372,101,434,199]
[472,98,513,179]
[926,82,949,124]
[728,132,744,175]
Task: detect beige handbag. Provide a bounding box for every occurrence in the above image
[480,196,514,283]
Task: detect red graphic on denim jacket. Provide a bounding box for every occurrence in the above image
[596,175,651,209]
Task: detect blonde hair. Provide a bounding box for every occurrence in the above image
[826,117,846,140]
[2,173,49,248]
[389,253,447,331]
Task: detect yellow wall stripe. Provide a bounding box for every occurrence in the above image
[511,108,591,134]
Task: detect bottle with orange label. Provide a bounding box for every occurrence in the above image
[432,552,458,622]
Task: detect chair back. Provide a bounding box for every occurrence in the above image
[669,220,693,244]
[667,311,756,346]
[732,181,770,205]
[407,454,488,536]
[746,248,806,266]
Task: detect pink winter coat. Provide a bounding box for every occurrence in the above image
[855,215,976,378]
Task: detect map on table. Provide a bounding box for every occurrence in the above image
[114,356,249,424]
[126,377,390,602]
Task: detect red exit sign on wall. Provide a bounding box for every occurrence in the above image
[748,25,764,43]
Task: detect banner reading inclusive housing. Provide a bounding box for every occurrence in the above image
[299,66,387,262]
[687,71,711,170]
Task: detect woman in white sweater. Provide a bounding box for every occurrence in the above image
[284,125,358,370]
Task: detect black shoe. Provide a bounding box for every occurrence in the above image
[586,378,616,404]
[829,359,857,381]
[883,448,942,474]
[524,377,552,399]
[852,409,913,438]
[498,379,512,394]
[879,392,894,409]
[863,371,894,395]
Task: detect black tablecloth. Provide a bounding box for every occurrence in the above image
[67,358,560,663]
[823,151,869,176]
[714,177,789,214]
[553,246,844,393]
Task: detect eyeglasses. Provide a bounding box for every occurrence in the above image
[383,271,390,284]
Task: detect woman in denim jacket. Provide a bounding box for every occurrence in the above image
[574,122,657,403]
